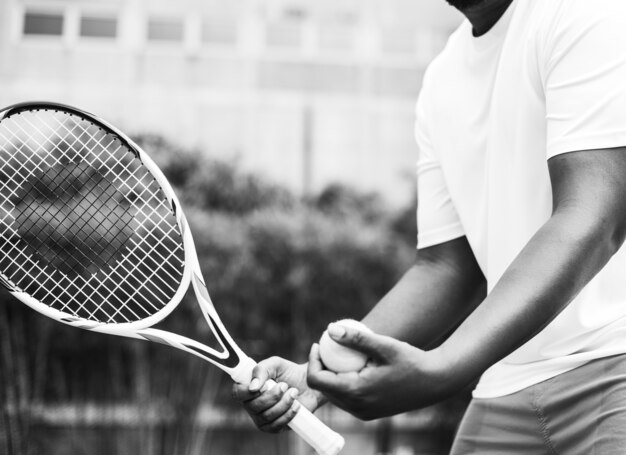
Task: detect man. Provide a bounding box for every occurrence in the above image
[233,0,626,452]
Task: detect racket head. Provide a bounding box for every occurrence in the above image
[0,101,194,334]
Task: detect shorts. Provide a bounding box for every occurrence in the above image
[449,354,626,454]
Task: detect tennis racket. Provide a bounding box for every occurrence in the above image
[0,101,345,455]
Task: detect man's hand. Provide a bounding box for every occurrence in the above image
[307,323,458,421]
[231,357,326,433]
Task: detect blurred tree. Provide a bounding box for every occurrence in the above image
[312,183,388,224]
[133,135,294,215]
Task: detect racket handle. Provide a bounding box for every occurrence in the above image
[231,358,344,455]
[265,378,345,455]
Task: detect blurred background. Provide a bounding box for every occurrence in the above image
[0,0,468,454]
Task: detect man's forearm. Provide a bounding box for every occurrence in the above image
[363,236,485,349]
[436,207,625,388]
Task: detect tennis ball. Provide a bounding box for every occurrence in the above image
[318,319,372,373]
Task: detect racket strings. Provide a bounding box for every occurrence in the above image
[17,164,134,273]
[7,117,183,324]
[0,108,185,324]
[1,119,130,268]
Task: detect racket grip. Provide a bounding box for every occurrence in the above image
[266,378,345,455]
[231,357,344,454]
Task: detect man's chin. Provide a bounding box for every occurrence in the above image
[445,0,486,11]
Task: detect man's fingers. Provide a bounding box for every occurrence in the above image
[308,343,343,382]
[245,382,291,413]
[249,356,290,390]
[258,387,301,433]
[232,358,280,402]
[248,364,269,392]
[248,355,303,393]
[308,343,325,373]
[327,322,397,361]
[307,343,358,393]
[232,382,260,402]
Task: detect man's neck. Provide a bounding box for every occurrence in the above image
[461,0,515,37]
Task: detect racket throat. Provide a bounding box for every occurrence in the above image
[181,338,240,368]
[229,355,257,385]
[137,327,241,367]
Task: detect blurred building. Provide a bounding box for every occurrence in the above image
[0,0,461,205]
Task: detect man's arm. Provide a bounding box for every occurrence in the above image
[307,147,626,419]
[363,236,485,349]
[436,148,626,383]
[231,236,485,431]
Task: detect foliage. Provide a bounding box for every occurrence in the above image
[133,135,295,214]
[311,183,388,224]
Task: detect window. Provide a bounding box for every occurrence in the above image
[283,6,308,21]
[201,21,237,45]
[147,19,184,42]
[315,6,358,53]
[318,25,354,52]
[265,23,302,48]
[264,3,307,49]
[23,12,64,36]
[80,16,117,39]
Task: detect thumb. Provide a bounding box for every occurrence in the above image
[249,356,289,392]
[327,322,398,362]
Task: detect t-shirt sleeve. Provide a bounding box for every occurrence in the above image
[414,76,465,249]
[543,0,626,159]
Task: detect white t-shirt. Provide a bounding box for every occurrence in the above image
[415,0,626,398]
